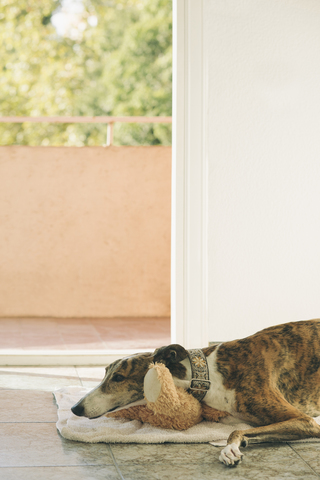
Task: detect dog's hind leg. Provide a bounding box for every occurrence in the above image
[219,390,320,467]
[219,415,320,466]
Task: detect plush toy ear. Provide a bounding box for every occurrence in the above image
[153,344,188,366]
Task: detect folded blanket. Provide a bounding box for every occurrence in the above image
[53,386,320,446]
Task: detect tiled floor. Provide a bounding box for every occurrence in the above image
[0,366,320,480]
[0,317,171,350]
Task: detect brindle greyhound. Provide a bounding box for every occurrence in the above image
[71,319,320,466]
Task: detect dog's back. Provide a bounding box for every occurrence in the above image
[212,319,320,419]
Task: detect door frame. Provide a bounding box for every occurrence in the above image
[171,0,209,348]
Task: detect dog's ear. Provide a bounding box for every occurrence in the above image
[153,344,188,365]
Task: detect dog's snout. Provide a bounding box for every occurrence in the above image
[71,402,85,417]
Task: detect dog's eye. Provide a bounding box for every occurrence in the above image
[112,374,125,382]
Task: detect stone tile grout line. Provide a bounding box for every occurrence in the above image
[74,365,84,387]
[287,443,320,478]
[107,444,126,480]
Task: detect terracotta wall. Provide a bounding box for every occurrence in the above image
[0,146,171,317]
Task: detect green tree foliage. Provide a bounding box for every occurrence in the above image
[0,0,172,145]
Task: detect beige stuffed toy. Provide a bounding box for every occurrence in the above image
[107,362,229,430]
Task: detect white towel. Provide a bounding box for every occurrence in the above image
[53,386,320,446]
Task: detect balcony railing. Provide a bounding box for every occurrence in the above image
[0,116,172,146]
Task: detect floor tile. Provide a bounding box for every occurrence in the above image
[119,464,216,480]
[63,342,105,350]
[93,317,170,349]
[79,380,103,389]
[289,442,320,475]
[0,423,113,467]
[1,364,320,480]
[76,367,105,388]
[111,443,215,465]
[119,443,319,480]
[0,317,170,352]
[0,465,121,480]
[235,443,318,479]
[0,390,57,423]
[0,368,81,391]
[76,367,106,381]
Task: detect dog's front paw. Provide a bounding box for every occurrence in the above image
[219,443,243,467]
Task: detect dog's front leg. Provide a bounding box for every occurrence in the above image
[219,441,244,466]
[219,415,320,466]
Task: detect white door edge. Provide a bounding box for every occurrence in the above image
[171,0,209,348]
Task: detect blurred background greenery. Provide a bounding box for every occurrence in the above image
[0,0,172,146]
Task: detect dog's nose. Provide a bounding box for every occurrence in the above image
[71,403,85,417]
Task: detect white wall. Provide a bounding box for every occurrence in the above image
[205,0,320,342]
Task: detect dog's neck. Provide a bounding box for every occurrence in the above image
[186,349,211,401]
[171,349,211,402]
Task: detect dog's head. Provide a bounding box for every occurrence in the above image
[71,344,189,419]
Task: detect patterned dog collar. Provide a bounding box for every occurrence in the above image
[187,349,211,402]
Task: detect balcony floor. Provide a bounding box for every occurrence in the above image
[0,317,171,351]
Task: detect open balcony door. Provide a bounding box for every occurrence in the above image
[171,0,209,349]
[1,0,208,366]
